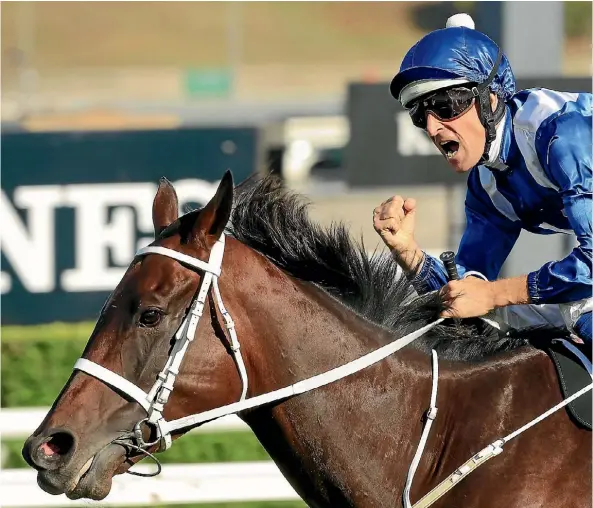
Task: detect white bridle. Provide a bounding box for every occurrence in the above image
[73,235,249,451]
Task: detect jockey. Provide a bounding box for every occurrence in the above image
[373,14,592,346]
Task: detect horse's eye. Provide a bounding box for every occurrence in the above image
[139,309,163,327]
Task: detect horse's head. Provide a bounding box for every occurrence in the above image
[22,172,247,500]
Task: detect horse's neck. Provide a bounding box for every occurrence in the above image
[229,251,437,504]
[239,262,418,396]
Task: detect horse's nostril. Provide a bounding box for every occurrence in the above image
[40,432,75,458]
[26,429,76,470]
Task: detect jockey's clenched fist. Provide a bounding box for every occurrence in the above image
[373,196,424,274]
[373,195,417,251]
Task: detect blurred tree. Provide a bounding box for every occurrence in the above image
[565,1,592,37]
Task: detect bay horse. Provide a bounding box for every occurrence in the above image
[23,172,591,507]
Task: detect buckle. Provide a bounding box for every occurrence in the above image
[133,418,163,448]
[426,406,438,420]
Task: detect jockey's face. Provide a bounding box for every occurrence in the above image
[423,93,498,173]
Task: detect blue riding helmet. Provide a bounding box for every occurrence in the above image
[390,18,516,162]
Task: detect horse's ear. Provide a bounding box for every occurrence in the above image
[153,177,179,236]
[190,170,234,248]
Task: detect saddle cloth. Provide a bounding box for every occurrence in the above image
[545,339,592,430]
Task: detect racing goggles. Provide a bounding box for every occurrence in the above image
[407,86,477,129]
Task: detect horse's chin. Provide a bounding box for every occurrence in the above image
[38,443,128,501]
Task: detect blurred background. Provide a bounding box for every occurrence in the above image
[1,2,591,507]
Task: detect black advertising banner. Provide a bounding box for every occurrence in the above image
[1,127,257,324]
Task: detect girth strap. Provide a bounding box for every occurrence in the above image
[403,349,439,508]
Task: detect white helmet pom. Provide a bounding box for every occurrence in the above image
[446,13,475,30]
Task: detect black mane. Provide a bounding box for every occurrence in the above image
[227,176,560,362]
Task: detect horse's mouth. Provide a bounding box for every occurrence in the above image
[74,454,95,484]
[37,443,129,501]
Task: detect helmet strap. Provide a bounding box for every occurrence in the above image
[473,47,504,163]
[475,88,506,163]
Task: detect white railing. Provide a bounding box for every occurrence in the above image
[0,463,301,506]
[1,408,302,507]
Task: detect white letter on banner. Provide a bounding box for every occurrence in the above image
[0,186,62,293]
[61,183,154,292]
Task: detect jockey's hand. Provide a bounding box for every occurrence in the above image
[373,196,424,272]
[439,277,496,319]
[441,275,531,319]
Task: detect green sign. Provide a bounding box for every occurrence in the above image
[184,68,233,98]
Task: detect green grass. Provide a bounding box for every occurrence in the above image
[1,321,95,342]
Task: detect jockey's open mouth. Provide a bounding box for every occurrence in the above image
[439,140,459,159]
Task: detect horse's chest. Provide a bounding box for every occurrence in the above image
[283,396,414,507]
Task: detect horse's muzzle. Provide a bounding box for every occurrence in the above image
[22,429,129,500]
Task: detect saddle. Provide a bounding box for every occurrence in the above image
[544,339,592,430]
